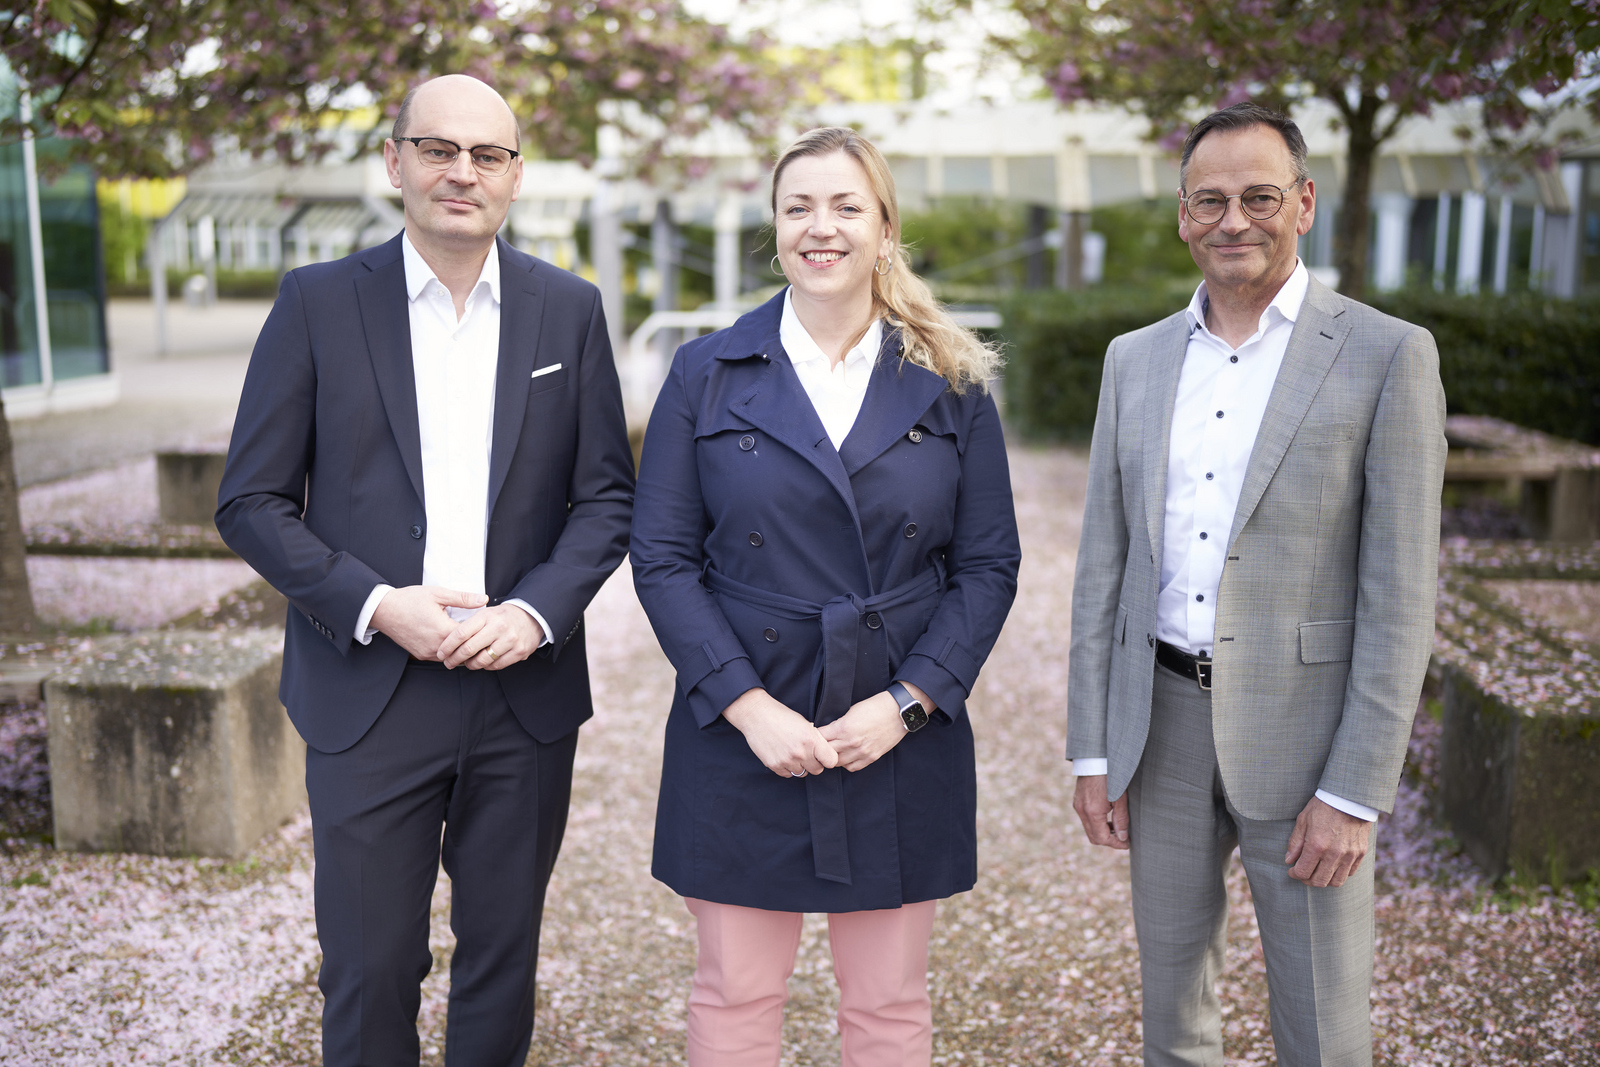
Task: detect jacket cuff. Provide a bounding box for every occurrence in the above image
[895,654,967,722]
[685,656,765,729]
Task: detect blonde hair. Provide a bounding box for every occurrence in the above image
[770,127,1003,394]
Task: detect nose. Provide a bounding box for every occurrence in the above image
[808,210,836,237]
[445,148,478,185]
[1217,195,1252,233]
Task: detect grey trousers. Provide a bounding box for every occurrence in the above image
[1127,663,1375,1067]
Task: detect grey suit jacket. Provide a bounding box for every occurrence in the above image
[1067,275,1446,821]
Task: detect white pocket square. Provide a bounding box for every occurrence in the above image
[530,363,563,379]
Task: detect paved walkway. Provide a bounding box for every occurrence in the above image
[9,299,269,486]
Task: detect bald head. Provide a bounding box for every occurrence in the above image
[393,74,519,150]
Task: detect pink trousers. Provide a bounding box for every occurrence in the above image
[683,897,938,1067]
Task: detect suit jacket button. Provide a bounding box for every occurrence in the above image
[410,524,423,539]
[866,612,882,629]
[908,429,923,443]
[763,627,779,642]
[904,523,917,538]
[749,531,763,547]
[1147,634,1154,647]
[739,434,755,451]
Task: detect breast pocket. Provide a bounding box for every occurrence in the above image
[528,364,569,396]
[1295,421,1357,446]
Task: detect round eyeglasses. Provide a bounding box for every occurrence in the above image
[395,136,520,177]
[1179,179,1303,225]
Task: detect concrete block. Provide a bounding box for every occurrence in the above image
[46,628,303,858]
[1439,661,1600,881]
[156,451,228,526]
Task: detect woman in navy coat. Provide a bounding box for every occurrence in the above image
[631,127,1021,1067]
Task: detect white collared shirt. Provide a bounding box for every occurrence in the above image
[353,231,549,645]
[1073,259,1376,821]
[780,287,882,450]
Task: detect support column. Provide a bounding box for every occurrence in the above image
[1457,191,1486,295]
[1056,210,1086,290]
[713,194,741,308]
[19,91,52,391]
[651,198,678,315]
[1492,195,1514,294]
[1530,204,1546,291]
[1024,204,1049,289]
[148,219,168,356]
[1433,192,1453,291]
[588,177,625,363]
[1372,193,1411,292]
[196,216,217,305]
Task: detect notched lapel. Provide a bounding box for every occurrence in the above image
[1142,315,1189,557]
[837,342,949,476]
[1227,295,1352,548]
[354,256,426,508]
[488,249,546,518]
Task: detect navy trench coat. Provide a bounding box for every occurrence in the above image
[631,291,1021,913]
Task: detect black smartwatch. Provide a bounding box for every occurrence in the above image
[888,681,928,733]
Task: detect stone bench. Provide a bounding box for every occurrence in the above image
[1434,544,1600,882]
[46,628,304,858]
[1444,415,1600,542]
[156,451,228,527]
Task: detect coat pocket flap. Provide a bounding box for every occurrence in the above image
[1299,619,1356,664]
[694,405,756,440]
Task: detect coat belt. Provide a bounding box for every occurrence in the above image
[702,566,943,886]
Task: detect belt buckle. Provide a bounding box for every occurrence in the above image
[1196,655,1212,692]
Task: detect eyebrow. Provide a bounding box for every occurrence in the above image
[781,191,870,203]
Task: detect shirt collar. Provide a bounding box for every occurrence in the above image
[401,229,501,306]
[779,286,882,369]
[1184,257,1310,339]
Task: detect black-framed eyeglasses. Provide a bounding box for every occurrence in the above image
[395,136,520,177]
[1179,179,1303,225]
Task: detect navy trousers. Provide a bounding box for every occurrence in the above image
[306,660,578,1067]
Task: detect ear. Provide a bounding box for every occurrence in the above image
[384,139,403,191]
[510,156,523,203]
[1295,178,1316,237]
[880,219,895,261]
[1177,197,1193,245]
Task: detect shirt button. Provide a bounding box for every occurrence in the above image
[1230,355,1238,363]
[908,429,923,443]
[410,524,423,539]
[866,612,882,629]
[1199,532,1208,540]
[739,435,755,451]
[904,523,917,538]
[749,531,763,547]
[1196,594,1205,602]
[1206,472,1214,480]
[763,627,779,642]
[1216,410,1224,418]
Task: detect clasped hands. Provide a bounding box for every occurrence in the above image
[1072,775,1370,888]
[370,585,545,669]
[723,682,932,778]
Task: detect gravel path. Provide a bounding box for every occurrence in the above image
[2,445,1597,1065]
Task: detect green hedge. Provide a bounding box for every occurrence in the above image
[1001,286,1600,446]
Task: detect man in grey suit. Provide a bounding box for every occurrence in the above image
[1067,101,1445,1066]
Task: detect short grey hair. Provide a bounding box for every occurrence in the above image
[1178,101,1308,192]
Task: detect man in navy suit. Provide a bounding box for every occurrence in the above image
[216,74,633,1065]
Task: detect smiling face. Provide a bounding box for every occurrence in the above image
[1178,123,1314,300]
[773,150,895,310]
[383,75,522,252]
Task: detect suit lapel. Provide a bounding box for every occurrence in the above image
[837,333,950,477]
[1227,279,1351,548]
[730,331,865,534]
[487,241,546,520]
[354,242,426,507]
[1142,314,1190,557]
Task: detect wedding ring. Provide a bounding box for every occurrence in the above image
[791,770,806,778]
[485,647,498,662]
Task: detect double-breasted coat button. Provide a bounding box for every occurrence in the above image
[739,434,755,451]
[748,531,764,547]
[866,612,882,629]
[763,627,779,642]
[904,523,917,538]
[410,524,423,539]
[908,429,923,443]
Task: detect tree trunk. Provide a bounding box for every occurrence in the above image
[1332,92,1383,302]
[0,397,37,635]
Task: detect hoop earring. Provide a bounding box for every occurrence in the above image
[874,256,892,276]
[770,254,783,275]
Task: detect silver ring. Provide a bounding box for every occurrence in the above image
[791,770,806,778]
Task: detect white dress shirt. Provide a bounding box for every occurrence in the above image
[780,287,882,450]
[353,232,550,646]
[1072,260,1376,822]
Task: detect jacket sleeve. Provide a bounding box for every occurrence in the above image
[630,351,765,727]
[215,270,387,654]
[504,290,636,659]
[893,390,1021,718]
[1065,338,1128,762]
[1318,326,1445,812]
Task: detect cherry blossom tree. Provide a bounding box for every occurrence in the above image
[993,0,1600,299]
[0,0,804,631]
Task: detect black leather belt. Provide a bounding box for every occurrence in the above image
[1156,640,1213,691]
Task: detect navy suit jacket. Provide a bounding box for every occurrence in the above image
[217,233,634,754]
